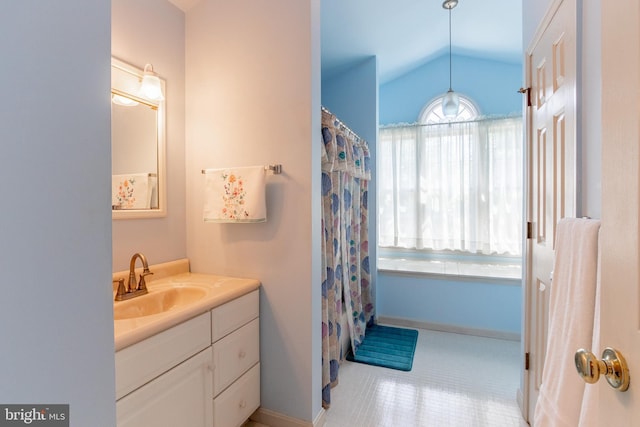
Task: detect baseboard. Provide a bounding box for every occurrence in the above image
[377,316,521,341]
[517,388,530,425]
[251,407,326,427]
[313,409,327,427]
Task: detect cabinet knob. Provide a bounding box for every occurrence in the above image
[238,350,246,359]
[238,400,247,409]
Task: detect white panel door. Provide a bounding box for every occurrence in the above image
[595,0,640,423]
[524,0,576,422]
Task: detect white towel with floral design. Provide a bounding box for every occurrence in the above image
[112,173,154,209]
[203,166,266,223]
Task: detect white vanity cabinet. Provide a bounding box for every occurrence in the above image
[211,290,261,427]
[115,312,213,426]
[115,289,260,427]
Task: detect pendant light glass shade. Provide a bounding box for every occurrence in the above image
[441,0,460,118]
[140,64,164,101]
[442,89,460,118]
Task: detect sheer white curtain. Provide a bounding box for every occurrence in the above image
[379,116,523,256]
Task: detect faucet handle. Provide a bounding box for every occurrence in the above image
[138,270,154,292]
[113,278,127,301]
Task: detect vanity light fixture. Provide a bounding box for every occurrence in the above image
[140,64,164,101]
[441,0,460,118]
[111,93,139,107]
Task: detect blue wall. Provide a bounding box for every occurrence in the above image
[321,56,379,306]
[323,54,523,339]
[378,54,523,339]
[378,274,521,337]
[322,56,379,142]
[380,53,522,124]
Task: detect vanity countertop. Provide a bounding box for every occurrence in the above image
[113,272,260,351]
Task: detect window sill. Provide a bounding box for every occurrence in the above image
[377,257,522,283]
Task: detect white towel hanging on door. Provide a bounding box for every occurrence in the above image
[534,217,601,427]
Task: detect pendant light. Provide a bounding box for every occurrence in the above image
[442,0,460,118]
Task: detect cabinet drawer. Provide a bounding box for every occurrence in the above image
[211,290,259,342]
[213,363,260,427]
[213,318,260,396]
[116,312,211,400]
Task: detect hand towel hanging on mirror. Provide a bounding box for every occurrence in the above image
[203,166,267,223]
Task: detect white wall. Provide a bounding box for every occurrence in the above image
[112,0,187,271]
[185,0,322,423]
[0,1,115,424]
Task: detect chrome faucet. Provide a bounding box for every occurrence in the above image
[114,252,153,301]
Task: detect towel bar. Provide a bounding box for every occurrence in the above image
[201,164,282,175]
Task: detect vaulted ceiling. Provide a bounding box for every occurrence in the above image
[167,0,523,85]
[321,0,523,83]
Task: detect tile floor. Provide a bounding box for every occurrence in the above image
[246,329,528,427]
[324,328,528,427]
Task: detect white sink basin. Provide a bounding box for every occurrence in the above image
[112,268,261,351]
[114,285,208,320]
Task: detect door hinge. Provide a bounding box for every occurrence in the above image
[526,221,534,239]
[518,87,532,107]
[525,352,530,371]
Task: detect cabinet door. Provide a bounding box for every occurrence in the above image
[117,348,213,427]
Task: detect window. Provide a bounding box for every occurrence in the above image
[378,95,523,279]
[419,95,480,124]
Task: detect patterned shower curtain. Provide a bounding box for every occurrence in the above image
[321,108,374,408]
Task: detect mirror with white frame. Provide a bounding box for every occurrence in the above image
[111,57,166,219]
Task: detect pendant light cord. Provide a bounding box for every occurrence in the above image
[448,7,453,91]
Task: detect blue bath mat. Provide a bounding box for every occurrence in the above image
[346,324,418,371]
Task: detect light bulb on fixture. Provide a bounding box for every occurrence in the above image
[140,64,164,101]
[111,94,139,107]
[442,0,460,118]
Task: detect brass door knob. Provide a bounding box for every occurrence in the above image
[574,347,630,391]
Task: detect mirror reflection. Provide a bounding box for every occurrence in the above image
[111,58,166,218]
[112,96,158,209]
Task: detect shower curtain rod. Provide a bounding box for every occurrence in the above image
[322,106,364,143]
